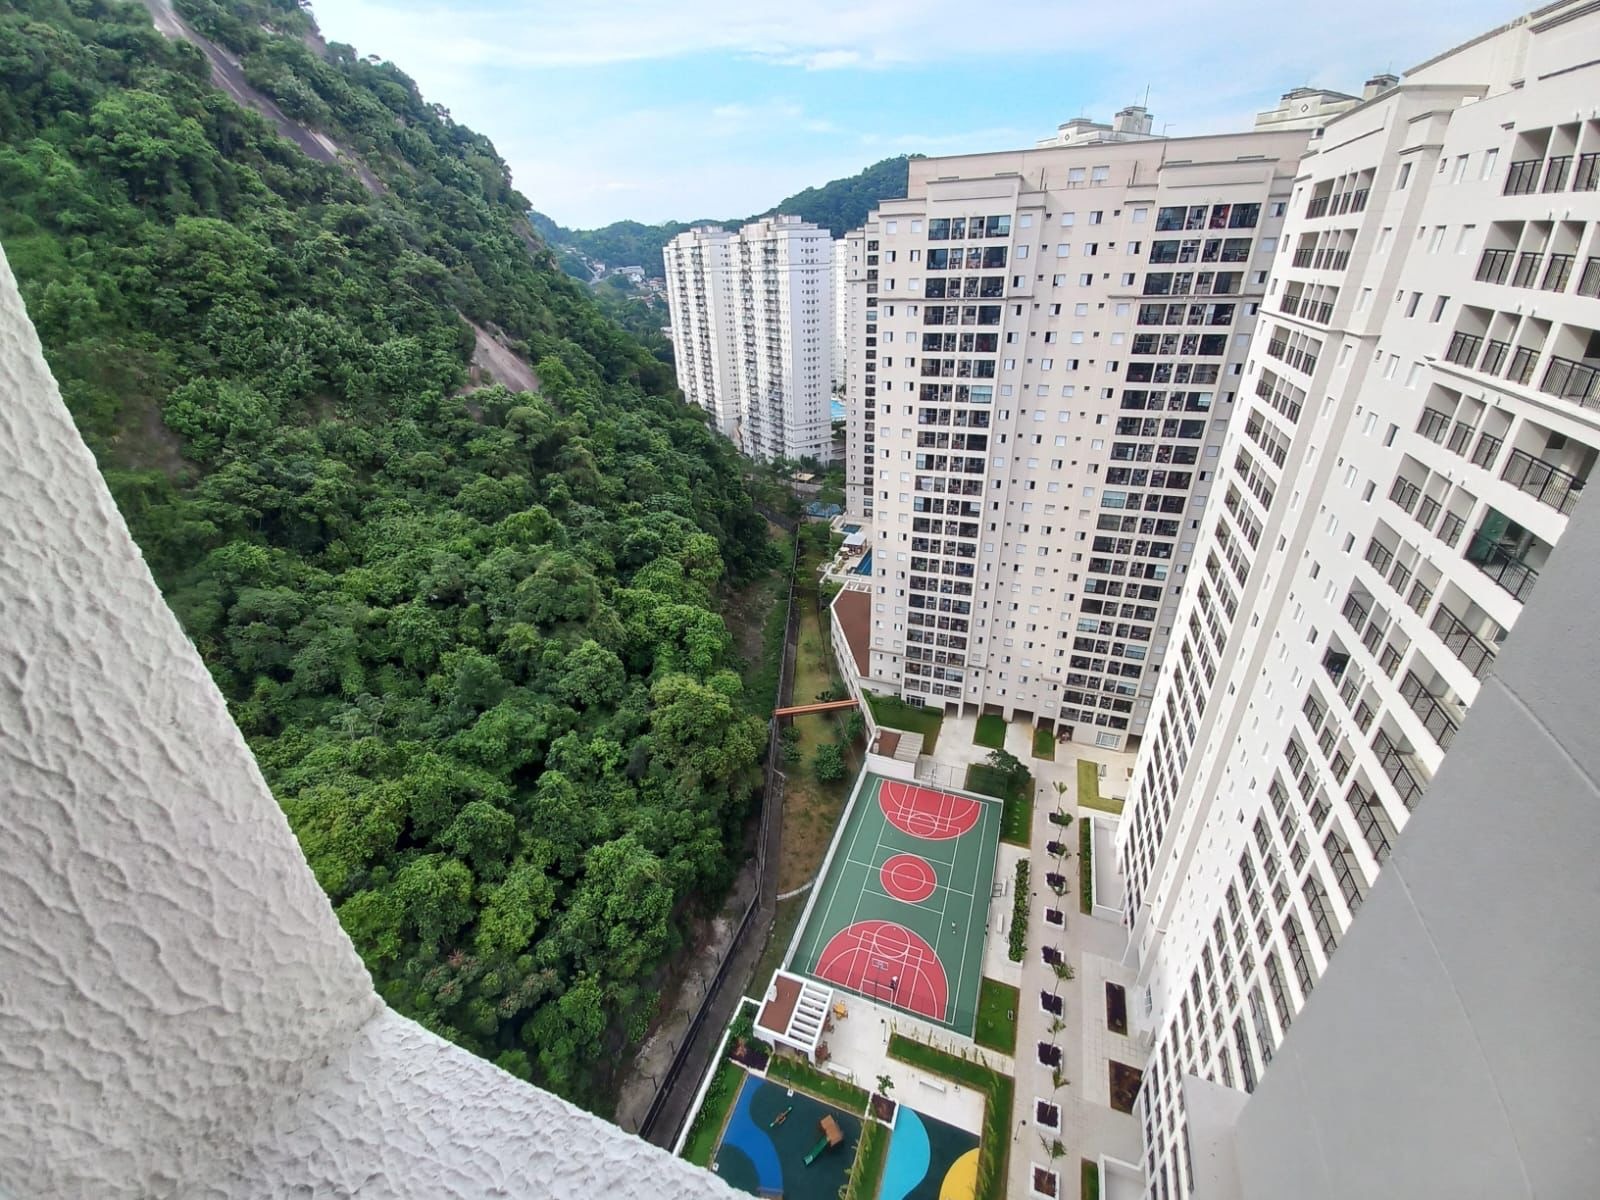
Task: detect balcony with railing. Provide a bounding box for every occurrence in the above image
[1429,604,1500,681]
[1543,155,1573,193]
[1476,248,1514,285]
[1466,514,1548,603]
[1580,257,1600,300]
[1417,407,1451,444]
[1501,447,1587,516]
[1504,159,1541,195]
[1445,331,1483,367]
[1541,355,1600,410]
[1373,728,1429,811]
[1479,339,1510,376]
[1390,476,1422,515]
[1433,513,1464,550]
[1416,495,1443,532]
[1399,670,1461,751]
[1508,345,1539,385]
[1577,152,1600,192]
[1470,431,1503,471]
[1511,251,1544,289]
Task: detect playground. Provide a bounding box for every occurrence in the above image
[788,773,1001,1037]
[712,1073,861,1199]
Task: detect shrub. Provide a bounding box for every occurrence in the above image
[813,741,845,783]
[1009,860,1030,962]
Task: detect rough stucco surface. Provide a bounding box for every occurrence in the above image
[0,247,731,1198]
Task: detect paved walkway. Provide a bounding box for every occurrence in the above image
[916,714,1146,1198]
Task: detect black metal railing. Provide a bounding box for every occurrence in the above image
[1437,511,1465,548]
[1417,407,1451,443]
[1542,253,1575,292]
[1445,331,1483,366]
[1511,251,1544,288]
[1501,447,1586,516]
[1540,355,1600,409]
[1579,257,1600,299]
[1543,155,1573,192]
[1416,495,1443,531]
[1504,159,1541,195]
[1469,432,1503,470]
[1400,670,1459,751]
[1468,535,1540,602]
[1576,152,1600,192]
[1390,477,1422,513]
[1508,346,1538,385]
[1373,729,1428,811]
[1429,605,1497,680]
[1476,248,1514,285]
[1306,195,1330,218]
[1480,339,1510,376]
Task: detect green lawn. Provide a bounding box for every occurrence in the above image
[1079,815,1094,915]
[975,977,1019,1055]
[844,1120,890,1200]
[966,762,1034,848]
[1077,759,1124,815]
[767,1054,870,1113]
[1032,726,1056,760]
[864,692,944,754]
[888,1034,1014,1200]
[974,713,1006,749]
[681,1058,745,1166]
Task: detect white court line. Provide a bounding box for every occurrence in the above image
[950,795,996,1032]
[838,856,978,898]
[802,774,878,971]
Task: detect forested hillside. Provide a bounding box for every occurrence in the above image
[0,0,776,1109]
[531,155,916,275]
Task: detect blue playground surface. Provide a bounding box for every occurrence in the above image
[713,1074,861,1199]
[881,1105,980,1200]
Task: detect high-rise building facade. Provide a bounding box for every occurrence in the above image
[841,228,874,519]
[839,129,1309,750]
[662,225,740,441]
[662,216,835,463]
[1117,6,1600,1195]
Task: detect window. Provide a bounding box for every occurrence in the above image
[1452,155,1468,183]
[1397,161,1412,189]
[1428,226,1445,253]
[1056,244,1071,258]
[1062,212,1076,226]
[1480,148,1499,180]
[1429,295,1448,322]
[1090,210,1104,224]
[1455,225,1476,254]
[1405,292,1421,318]
[1131,207,1148,223]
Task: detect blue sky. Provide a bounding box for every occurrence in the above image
[308,0,1521,229]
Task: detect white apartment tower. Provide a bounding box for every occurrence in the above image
[841,228,874,519]
[663,216,835,463]
[1117,6,1600,1196]
[840,129,1309,750]
[662,225,740,440]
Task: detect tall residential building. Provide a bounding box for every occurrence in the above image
[832,239,848,394]
[1117,6,1600,1196]
[662,216,835,463]
[838,126,1310,751]
[841,228,874,519]
[663,225,740,440]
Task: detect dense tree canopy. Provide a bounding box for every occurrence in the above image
[531,156,918,276]
[1,0,777,1109]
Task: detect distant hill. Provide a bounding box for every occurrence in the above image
[533,155,917,276]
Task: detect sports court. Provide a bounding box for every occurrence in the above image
[787,772,1001,1037]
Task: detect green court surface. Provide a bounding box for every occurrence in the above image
[788,772,1001,1036]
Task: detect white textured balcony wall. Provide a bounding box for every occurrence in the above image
[0,245,730,1199]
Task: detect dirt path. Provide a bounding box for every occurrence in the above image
[467,322,540,394]
[139,0,385,196]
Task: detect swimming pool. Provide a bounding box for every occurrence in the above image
[856,551,873,575]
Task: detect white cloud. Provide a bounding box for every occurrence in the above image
[312,0,1514,80]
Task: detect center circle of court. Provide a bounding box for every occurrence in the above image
[880,852,938,903]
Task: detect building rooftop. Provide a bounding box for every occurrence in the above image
[832,586,870,677]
